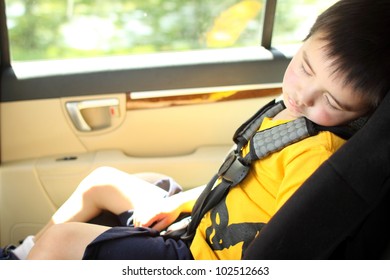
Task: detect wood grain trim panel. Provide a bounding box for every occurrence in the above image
[126,86,282,110]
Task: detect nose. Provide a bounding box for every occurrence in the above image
[297,89,315,107]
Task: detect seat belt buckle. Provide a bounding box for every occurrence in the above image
[218,151,250,186]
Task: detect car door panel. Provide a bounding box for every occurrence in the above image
[1,98,87,162]
[1,159,56,245]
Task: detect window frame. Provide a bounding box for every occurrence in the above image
[0,0,290,102]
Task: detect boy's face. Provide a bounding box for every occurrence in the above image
[282,33,370,126]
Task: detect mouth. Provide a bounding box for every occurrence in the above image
[288,97,300,111]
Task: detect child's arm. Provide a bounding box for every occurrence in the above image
[133,184,206,231]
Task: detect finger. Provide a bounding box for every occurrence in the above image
[141,213,161,228]
[150,220,165,232]
[151,216,174,232]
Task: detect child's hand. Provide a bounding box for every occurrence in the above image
[132,196,183,231]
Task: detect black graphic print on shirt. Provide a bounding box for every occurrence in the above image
[205,196,265,258]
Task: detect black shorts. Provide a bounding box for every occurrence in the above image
[82,226,193,260]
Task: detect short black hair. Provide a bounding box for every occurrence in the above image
[306,0,390,108]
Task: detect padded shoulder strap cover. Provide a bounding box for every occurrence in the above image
[243,91,390,259]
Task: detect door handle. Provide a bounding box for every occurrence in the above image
[66,98,120,131]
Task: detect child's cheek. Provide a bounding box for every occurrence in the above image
[283,63,300,95]
[310,110,335,127]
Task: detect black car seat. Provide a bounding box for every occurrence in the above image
[244,90,390,260]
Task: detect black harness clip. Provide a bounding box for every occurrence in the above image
[218,151,250,186]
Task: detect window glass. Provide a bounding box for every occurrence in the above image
[5,0,339,62]
[6,0,266,61]
[272,0,338,47]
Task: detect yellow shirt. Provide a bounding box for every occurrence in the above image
[190,117,346,260]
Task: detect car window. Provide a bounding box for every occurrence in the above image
[5,0,337,62]
[273,0,338,47]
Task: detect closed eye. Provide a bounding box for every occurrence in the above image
[324,94,342,111]
[300,63,312,76]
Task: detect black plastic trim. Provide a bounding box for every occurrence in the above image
[1,54,290,102]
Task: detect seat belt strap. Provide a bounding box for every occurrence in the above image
[233,99,284,148]
[184,176,231,240]
[244,117,317,164]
